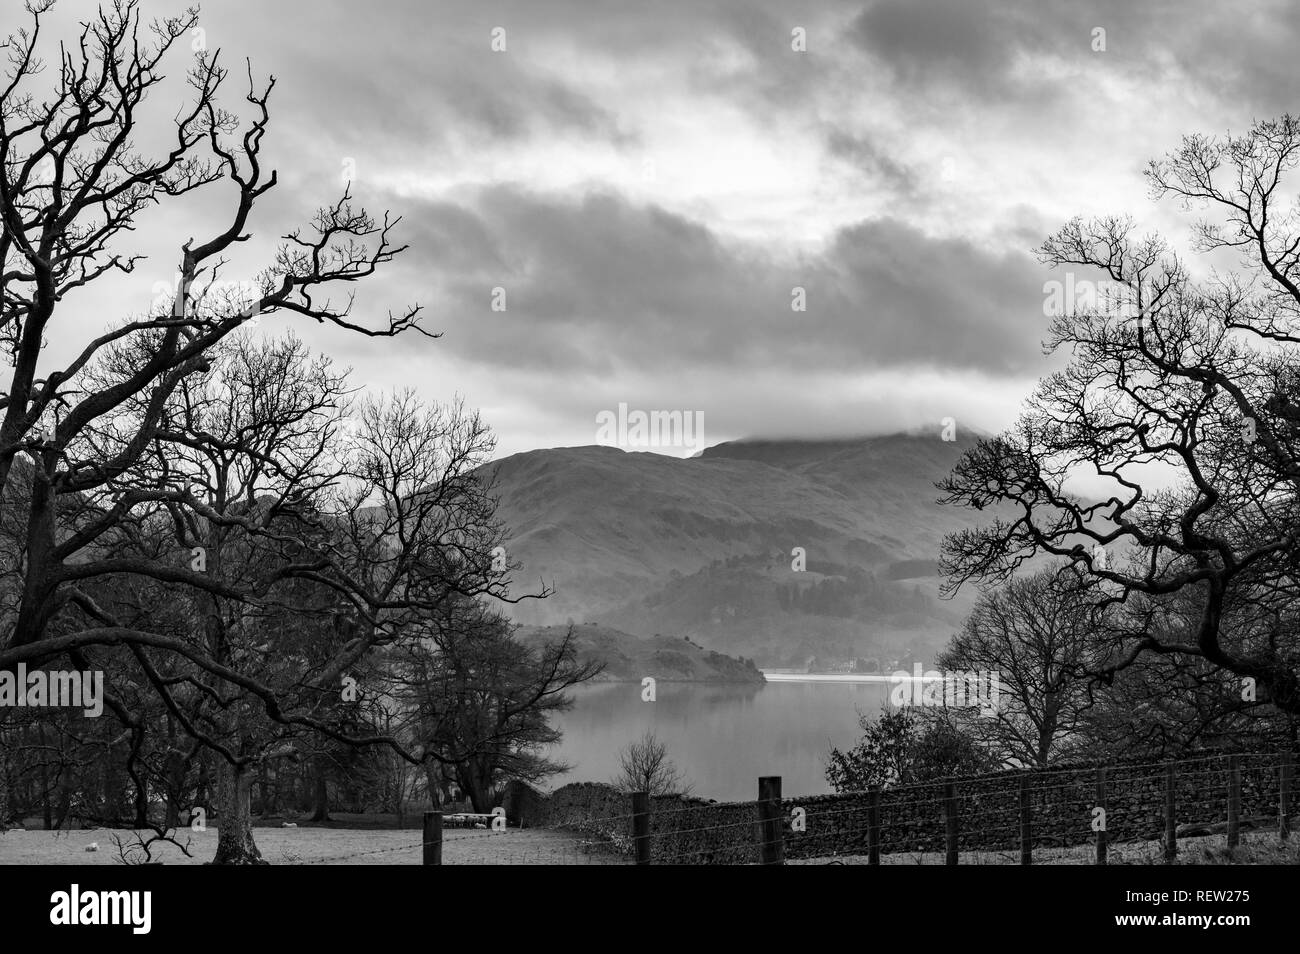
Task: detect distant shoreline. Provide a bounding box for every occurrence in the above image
[586,675,764,685]
[761,670,943,684]
[761,671,895,684]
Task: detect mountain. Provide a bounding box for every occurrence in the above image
[484,431,989,667]
[516,623,765,683]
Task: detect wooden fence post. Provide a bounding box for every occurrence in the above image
[1019,774,1032,865]
[943,782,958,865]
[867,786,881,866]
[1227,755,1241,850]
[1281,750,1293,843]
[632,791,651,865]
[1163,762,1177,863]
[1095,768,1107,866]
[423,810,442,866]
[757,776,784,865]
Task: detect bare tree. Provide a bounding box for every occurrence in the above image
[937,566,1104,766]
[1,6,420,673]
[939,115,1300,717]
[0,1,510,850]
[1078,584,1299,756]
[612,730,690,797]
[125,331,352,863]
[391,610,600,813]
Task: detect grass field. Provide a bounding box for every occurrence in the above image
[3,821,1296,865]
[0,824,626,865]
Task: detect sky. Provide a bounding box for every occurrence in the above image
[22,0,1300,458]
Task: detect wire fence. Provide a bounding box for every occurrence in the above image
[195,749,1292,865]
[435,749,1294,866]
[268,829,628,865]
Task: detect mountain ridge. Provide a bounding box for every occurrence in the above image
[483,431,989,667]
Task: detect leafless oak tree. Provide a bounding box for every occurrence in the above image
[940,115,1300,718]
[937,566,1103,766]
[0,2,542,855]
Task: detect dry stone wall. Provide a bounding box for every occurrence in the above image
[525,750,1292,864]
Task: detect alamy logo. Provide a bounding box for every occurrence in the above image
[1042,273,1165,322]
[50,885,151,934]
[889,665,1001,716]
[596,402,705,454]
[0,664,104,717]
[150,271,262,321]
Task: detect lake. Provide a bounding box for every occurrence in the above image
[546,675,894,802]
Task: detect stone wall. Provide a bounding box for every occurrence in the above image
[781,750,1291,861]
[531,750,1293,864]
[529,781,745,857]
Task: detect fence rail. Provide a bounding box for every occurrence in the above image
[416,749,1295,865]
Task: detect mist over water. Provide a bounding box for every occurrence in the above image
[547,678,893,801]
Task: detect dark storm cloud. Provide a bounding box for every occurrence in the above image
[37,0,1300,453]
[851,0,1041,97]
[1159,3,1300,116]
[395,187,1046,378]
[820,218,1046,371]
[849,0,1300,114]
[277,28,629,161]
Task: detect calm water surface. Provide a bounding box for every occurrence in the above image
[546,677,892,802]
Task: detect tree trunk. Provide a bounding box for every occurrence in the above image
[459,764,493,814]
[54,781,71,829]
[0,749,10,828]
[133,776,148,829]
[212,761,266,865]
[195,755,210,811]
[38,724,52,829]
[309,755,331,822]
[103,755,126,825]
[424,763,444,810]
[163,749,187,829]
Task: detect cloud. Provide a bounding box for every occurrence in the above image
[823,129,921,197]
[850,0,1046,98]
[32,0,1300,457]
[394,187,1048,380]
[848,0,1300,118]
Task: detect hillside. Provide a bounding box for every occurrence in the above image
[485,432,989,666]
[516,623,765,684]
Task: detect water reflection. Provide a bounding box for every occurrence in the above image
[546,678,892,801]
